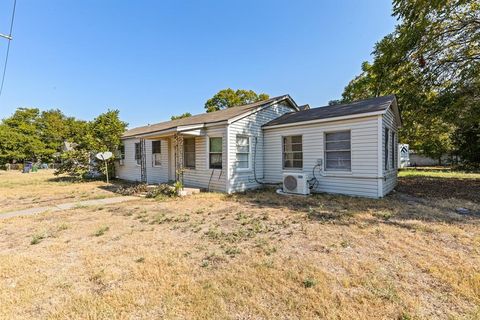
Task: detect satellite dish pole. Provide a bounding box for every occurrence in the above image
[96,151,113,183]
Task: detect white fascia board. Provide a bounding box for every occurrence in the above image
[124,128,177,139]
[177,124,205,132]
[262,110,386,130]
[179,129,205,136]
[377,114,384,198]
[225,124,232,193]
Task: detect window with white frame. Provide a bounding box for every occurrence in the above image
[385,128,389,170]
[134,142,141,166]
[236,135,250,169]
[283,135,303,169]
[325,131,351,171]
[152,140,161,166]
[183,137,196,169]
[209,137,222,169]
[118,144,125,165]
[391,131,395,169]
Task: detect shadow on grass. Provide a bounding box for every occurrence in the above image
[226,182,479,227]
[47,176,142,194]
[397,176,480,203]
[47,176,83,183]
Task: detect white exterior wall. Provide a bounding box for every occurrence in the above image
[263,116,382,198]
[227,102,296,192]
[116,126,227,192]
[181,125,227,192]
[115,138,169,184]
[382,106,399,196]
[115,138,141,182]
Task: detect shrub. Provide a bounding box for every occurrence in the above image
[116,184,148,196]
[145,184,177,198]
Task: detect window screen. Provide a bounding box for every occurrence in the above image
[209,137,222,169]
[236,135,250,169]
[152,141,161,154]
[134,142,141,165]
[385,128,389,170]
[325,131,351,171]
[391,131,395,169]
[283,136,303,169]
[183,138,196,169]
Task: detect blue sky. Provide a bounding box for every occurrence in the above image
[0,0,396,128]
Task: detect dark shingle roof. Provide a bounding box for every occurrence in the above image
[263,95,396,127]
[123,95,296,138]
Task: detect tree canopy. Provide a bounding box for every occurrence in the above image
[0,108,128,176]
[204,89,269,112]
[340,0,479,165]
[171,112,192,120]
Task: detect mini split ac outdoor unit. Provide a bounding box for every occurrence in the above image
[283,173,310,195]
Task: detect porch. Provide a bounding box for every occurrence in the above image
[130,124,226,192]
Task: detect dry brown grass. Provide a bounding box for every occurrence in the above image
[0,170,120,213]
[0,171,479,319]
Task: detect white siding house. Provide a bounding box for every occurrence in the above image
[116,94,401,198]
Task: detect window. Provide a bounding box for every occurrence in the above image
[391,131,395,169]
[283,135,303,169]
[134,142,141,166]
[236,135,250,169]
[119,145,125,160]
[183,138,196,169]
[325,131,351,171]
[152,140,161,166]
[209,137,222,169]
[385,128,389,170]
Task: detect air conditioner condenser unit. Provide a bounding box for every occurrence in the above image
[283,173,310,195]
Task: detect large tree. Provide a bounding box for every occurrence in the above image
[340,0,479,165]
[204,88,269,112]
[55,109,127,178]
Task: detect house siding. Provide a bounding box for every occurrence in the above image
[115,138,170,184]
[181,125,227,192]
[116,126,227,192]
[227,102,295,192]
[263,116,382,198]
[115,138,141,182]
[382,106,399,196]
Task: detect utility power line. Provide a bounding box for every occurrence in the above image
[0,0,17,100]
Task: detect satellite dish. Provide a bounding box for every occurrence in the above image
[95,151,113,183]
[96,151,113,161]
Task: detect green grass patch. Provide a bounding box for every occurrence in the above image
[399,169,480,179]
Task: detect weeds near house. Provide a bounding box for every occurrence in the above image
[30,233,46,245]
[224,246,241,257]
[303,278,317,288]
[57,223,69,231]
[145,184,177,198]
[92,226,109,237]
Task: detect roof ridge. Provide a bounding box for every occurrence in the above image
[312,94,396,110]
[123,94,293,138]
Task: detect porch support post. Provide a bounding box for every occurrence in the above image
[174,133,184,184]
[140,138,147,183]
